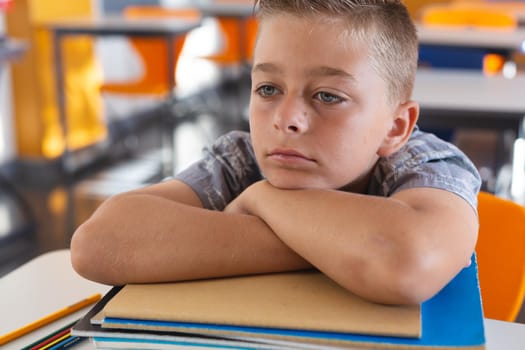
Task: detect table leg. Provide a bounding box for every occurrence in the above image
[52,31,71,175]
[162,33,176,177]
[510,116,525,203]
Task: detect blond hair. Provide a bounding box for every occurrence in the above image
[254,0,418,105]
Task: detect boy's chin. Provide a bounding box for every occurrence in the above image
[265,176,327,190]
[265,174,360,192]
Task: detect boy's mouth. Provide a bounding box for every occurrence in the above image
[267,148,316,164]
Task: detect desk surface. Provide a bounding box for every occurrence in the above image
[0,250,110,350]
[44,16,201,37]
[414,69,525,114]
[1,249,525,349]
[196,3,256,18]
[417,24,525,52]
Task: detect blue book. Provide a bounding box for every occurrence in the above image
[92,336,300,349]
[99,255,485,349]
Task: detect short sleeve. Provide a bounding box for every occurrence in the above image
[174,131,263,210]
[369,128,482,211]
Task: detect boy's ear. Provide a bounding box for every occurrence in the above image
[377,100,419,157]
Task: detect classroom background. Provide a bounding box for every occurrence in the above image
[1,0,525,324]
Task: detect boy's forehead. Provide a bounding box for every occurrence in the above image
[258,12,367,46]
[256,13,368,58]
[259,11,344,28]
[253,14,388,94]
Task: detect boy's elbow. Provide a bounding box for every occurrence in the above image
[71,222,93,279]
[358,266,439,306]
[385,249,457,305]
[388,271,440,305]
[350,244,456,305]
[70,220,119,285]
[334,254,433,306]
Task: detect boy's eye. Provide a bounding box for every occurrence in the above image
[256,85,278,97]
[314,92,343,104]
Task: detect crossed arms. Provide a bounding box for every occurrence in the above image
[70,179,478,305]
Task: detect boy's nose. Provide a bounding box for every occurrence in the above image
[273,97,309,134]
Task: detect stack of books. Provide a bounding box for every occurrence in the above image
[72,255,486,349]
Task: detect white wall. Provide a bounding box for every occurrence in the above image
[0,13,16,164]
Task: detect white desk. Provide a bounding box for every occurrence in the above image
[414,69,525,116]
[417,24,525,53]
[1,249,525,349]
[196,3,255,18]
[0,250,110,350]
[414,68,525,133]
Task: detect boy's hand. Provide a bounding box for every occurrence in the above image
[224,181,263,215]
[224,194,249,215]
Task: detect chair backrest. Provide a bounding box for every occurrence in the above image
[101,6,201,95]
[201,0,258,65]
[203,16,258,65]
[476,191,525,321]
[244,16,258,62]
[421,6,517,29]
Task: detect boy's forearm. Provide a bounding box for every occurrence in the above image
[71,192,310,286]
[238,181,477,304]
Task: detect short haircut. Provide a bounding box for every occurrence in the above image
[254,0,418,105]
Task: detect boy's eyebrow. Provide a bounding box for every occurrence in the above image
[307,66,356,82]
[252,62,283,74]
[252,63,356,83]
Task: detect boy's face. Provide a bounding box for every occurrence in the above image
[249,14,398,191]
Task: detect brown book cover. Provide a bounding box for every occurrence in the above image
[102,270,421,339]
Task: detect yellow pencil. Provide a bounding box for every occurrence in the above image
[0,293,101,345]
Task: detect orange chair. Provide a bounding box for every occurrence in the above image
[202,0,258,65]
[100,6,201,97]
[244,15,258,63]
[203,15,258,65]
[422,6,517,29]
[476,191,525,321]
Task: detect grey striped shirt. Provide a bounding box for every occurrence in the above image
[175,127,481,212]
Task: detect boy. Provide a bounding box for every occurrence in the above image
[71,0,481,305]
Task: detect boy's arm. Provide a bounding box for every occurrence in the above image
[70,180,310,286]
[225,180,479,305]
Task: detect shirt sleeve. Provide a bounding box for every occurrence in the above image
[174,130,263,210]
[370,128,482,211]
